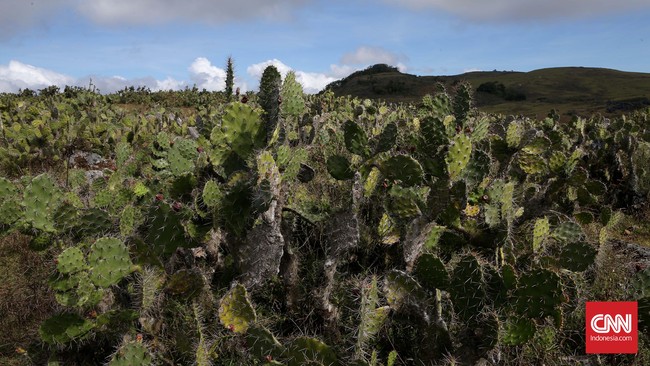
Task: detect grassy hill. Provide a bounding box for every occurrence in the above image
[324,64,650,119]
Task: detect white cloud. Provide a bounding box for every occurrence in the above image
[247,59,338,93]
[0,60,185,94]
[189,57,248,91]
[0,60,74,92]
[384,0,650,21]
[0,0,69,39]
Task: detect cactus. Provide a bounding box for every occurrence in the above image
[502,317,536,345]
[286,337,338,366]
[109,339,152,366]
[225,56,235,102]
[518,152,547,175]
[219,283,256,333]
[165,269,204,297]
[558,241,597,272]
[167,138,197,176]
[381,155,424,187]
[0,177,20,227]
[548,151,566,174]
[384,270,426,309]
[515,268,565,322]
[76,208,113,239]
[86,237,133,287]
[413,253,449,291]
[374,122,397,154]
[202,180,222,209]
[39,313,95,344]
[552,221,583,242]
[259,65,282,143]
[327,155,355,180]
[506,121,523,148]
[446,133,472,182]
[210,102,265,165]
[356,277,390,358]
[449,254,486,322]
[281,71,306,119]
[344,120,370,157]
[532,217,550,253]
[23,173,62,232]
[419,115,448,150]
[246,324,285,362]
[57,247,87,274]
[386,185,422,220]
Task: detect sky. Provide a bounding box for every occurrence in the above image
[1,0,650,94]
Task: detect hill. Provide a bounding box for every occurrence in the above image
[323,64,650,119]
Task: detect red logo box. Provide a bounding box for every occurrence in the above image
[586,301,638,354]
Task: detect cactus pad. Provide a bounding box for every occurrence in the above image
[327,155,354,180]
[558,241,597,272]
[450,254,486,322]
[23,173,62,232]
[515,268,565,320]
[88,237,133,287]
[533,217,550,253]
[446,133,472,181]
[381,155,424,187]
[57,247,87,274]
[413,253,449,291]
[552,222,583,242]
[287,337,338,366]
[374,122,397,154]
[39,313,95,344]
[219,283,256,333]
[344,120,370,157]
[109,341,152,366]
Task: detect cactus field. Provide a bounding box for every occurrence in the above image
[1,69,650,365]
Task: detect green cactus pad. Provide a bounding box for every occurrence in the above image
[57,247,87,274]
[386,185,422,220]
[39,313,95,344]
[446,133,472,181]
[450,254,486,322]
[515,268,565,320]
[548,151,566,174]
[88,238,133,288]
[246,324,286,362]
[75,208,113,239]
[327,155,355,180]
[419,116,448,149]
[119,205,138,237]
[219,283,256,333]
[518,152,547,175]
[211,102,264,164]
[552,222,583,242]
[344,120,370,157]
[281,71,306,119]
[470,116,490,142]
[532,217,550,253]
[164,269,204,297]
[109,341,152,366]
[167,138,197,176]
[384,270,426,309]
[381,155,424,187]
[23,173,62,232]
[413,253,449,291]
[287,337,338,366]
[558,241,597,272]
[374,122,397,154]
[29,234,52,251]
[202,180,222,209]
[506,121,523,148]
[502,317,536,345]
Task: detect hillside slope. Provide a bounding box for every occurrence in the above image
[324,64,650,119]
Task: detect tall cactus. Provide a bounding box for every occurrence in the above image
[258,65,282,144]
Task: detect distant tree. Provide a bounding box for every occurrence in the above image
[225,56,235,102]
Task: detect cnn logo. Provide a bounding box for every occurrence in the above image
[586,302,637,354]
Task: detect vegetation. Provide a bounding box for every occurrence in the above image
[1,62,649,365]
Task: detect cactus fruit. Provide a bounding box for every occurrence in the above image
[286,337,338,366]
[446,133,472,182]
[381,155,424,187]
[532,217,550,253]
[327,155,355,180]
[39,313,95,344]
[109,340,152,366]
[219,283,256,334]
[23,173,62,232]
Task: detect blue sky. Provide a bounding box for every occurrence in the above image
[1,0,650,93]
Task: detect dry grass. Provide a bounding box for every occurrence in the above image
[0,232,58,361]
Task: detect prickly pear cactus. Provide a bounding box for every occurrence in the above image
[210,102,265,165]
[39,313,95,345]
[109,339,152,366]
[88,237,134,287]
[446,133,472,182]
[23,173,62,232]
[219,283,256,333]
